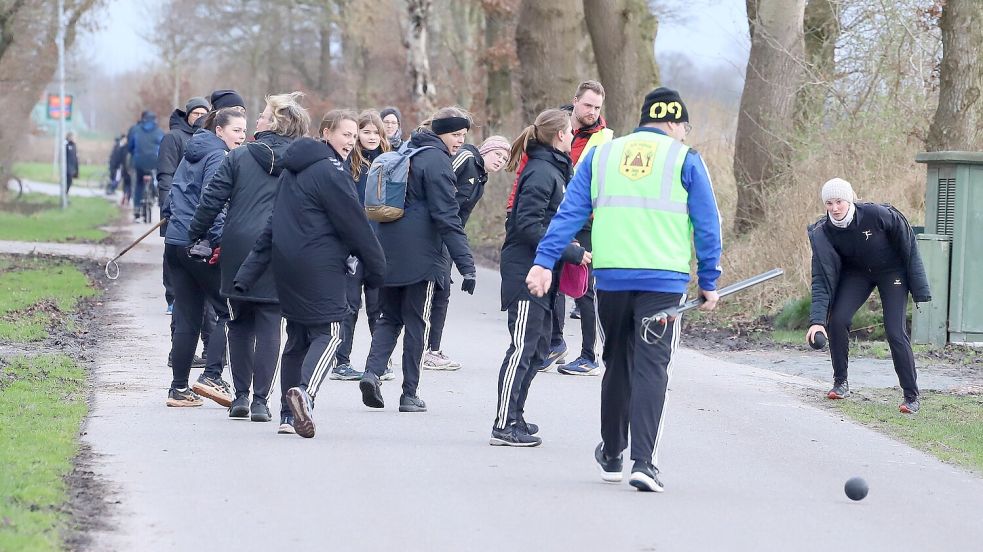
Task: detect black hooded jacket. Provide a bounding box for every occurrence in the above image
[451,143,487,227]
[374,130,475,288]
[234,138,386,325]
[500,142,585,310]
[807,202,931,325]
[158,109,196,216]
[188,131,294,303]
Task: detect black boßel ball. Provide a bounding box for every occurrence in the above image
[810,331,827,350]
[845,477,868,501]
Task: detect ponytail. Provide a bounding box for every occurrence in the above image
[505,109,570,173]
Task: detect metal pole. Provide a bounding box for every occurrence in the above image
[57,0,67,209]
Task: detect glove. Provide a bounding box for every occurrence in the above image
[186,239,212,262]
[461,273,476,295]
[208,246,221,265]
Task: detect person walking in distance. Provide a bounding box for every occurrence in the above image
[127,110,164,221]
[492,109,588,447]
[424,135,511,371]
[189,92,310,425]
[527,88,723,491]
[357,107,477,414]
[235,110,386,438]
[65,132,79,194]
[806,178,931,414]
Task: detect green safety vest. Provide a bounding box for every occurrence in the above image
[589,131,692,273]
[574,128,614,169]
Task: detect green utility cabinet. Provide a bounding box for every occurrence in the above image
[914,151,983,344]
[912,234,950,346]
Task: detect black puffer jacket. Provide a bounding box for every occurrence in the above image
[500,142,585,310]
[374,130,475,288]
[235,139,385,325]
[188,131,294,303]
[451,143,488,227]
[808,202,931,325]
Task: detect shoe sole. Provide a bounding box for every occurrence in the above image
[165,398,202,407]
[599,468,623,483]
[286,388,315,438]
[328,374,362,381]
[489,436,541,447]
[558,367,601,376]
[629,472,664,492]
[423,364,460,371]
[277,424,296,435]
[359,380,385,408]
[191,383,233,407]
[251,411,272,422]
[398,404,427,413]
[380,374,396,381]
[229,406,250,418]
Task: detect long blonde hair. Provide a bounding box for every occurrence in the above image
[351,110,392,181]
[506,109,570,172]
[265,91,310,138]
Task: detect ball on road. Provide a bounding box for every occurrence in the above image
[844,477,868,501]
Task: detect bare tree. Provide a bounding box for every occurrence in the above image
[481,0,518,137]
[926,0,982,151]
[583,0,659,136]
[515,0,584,122]
[795,0,839,129]
[733,0,806,235]
[405,0,436,119]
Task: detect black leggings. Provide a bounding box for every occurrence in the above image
[828,269,918,398]
[164,244,229,389]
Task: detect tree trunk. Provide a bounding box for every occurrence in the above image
[582,0,659,136]
[515,0,583,123]
[795,0,839,130]
[405,0,436,119]
[733,0,806,235]
[481,0,518,137]
[926,0,983,151]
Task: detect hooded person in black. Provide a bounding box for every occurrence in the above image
[492,109,587,447]
[332,110,391,381]
[357,107,477,415]
[234,110,386,439]
[189,92,309,425]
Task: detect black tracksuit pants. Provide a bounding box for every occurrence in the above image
[494,297,552,430]
[364,280,436,397]
[828,269,918,398]
[164,244,229,390]
[337,266,381,366]
[280,319,343,416]
[597,290,682,465]
[548,229,597,361]
[227,299,284,402]
[427,265,452,351]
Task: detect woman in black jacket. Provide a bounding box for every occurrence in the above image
[189,91,309,424]
[332,110,391,381]
[163,107,247,408]
[357,106,477,415]
[492,109,588,447]
[806,178,931,414]
[424,135,511,371]
[234,110,386,439]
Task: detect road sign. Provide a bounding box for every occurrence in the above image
[47,93,73,120]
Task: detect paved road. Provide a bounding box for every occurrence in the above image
[80,224,983,551]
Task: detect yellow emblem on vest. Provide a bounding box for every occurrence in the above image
[618,141,658,181]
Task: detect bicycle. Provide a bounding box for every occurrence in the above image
[2,164,24,200]
[138,174,158,224]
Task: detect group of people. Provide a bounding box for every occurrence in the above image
[150,78,930,493]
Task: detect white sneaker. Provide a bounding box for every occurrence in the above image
[380,359,396,381]
[423,349,460,371]
[434,350,461,368]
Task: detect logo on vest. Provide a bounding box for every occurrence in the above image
[619,141,658,181]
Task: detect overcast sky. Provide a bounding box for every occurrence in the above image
[80,0,749,78]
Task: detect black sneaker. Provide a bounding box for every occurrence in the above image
[518,418,539,435]
[398,393,427,413]
[489,425,542,447]
[629,460,664,492]
[827,380,849,400]
[359,372,385,409]
[191,355,206,368]
[286,387,315,438]
[595,442,623,483]
[570,305,581,319]
[250,399,271,422]
[277,414,296,435]
[165,387,203,407]
[900,395,920,414]
[228,394,250,418]
[191,375,233,407]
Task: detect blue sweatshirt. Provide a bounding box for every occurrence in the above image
[533,127,722,293]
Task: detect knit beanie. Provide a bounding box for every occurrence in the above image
[185,97,209,114]
[478,136,511,158]
[209,89,245,110]
[380,106,402,125]
[639,87,689,125]
[821,178,856,203]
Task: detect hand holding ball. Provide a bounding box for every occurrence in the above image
[809,331,827,350]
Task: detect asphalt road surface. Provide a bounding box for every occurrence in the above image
[83,224,983,551]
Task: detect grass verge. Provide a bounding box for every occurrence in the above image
[0,257,95,341]
[12,163,102,185]
[0,193,117,243]
[0,354,88,551]
[830,389,983,473]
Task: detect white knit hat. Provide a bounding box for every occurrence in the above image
[821,177,856,203]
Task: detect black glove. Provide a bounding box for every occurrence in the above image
[461,273,476,295]
[186,239,212,262]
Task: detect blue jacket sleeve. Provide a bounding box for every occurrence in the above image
[533,148,595,268]
[682,150,722,291]
[201,151,228,245]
